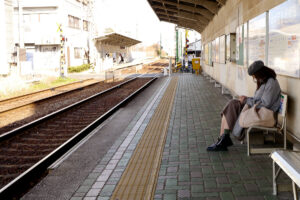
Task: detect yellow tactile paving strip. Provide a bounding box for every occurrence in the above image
[111,77,178,200]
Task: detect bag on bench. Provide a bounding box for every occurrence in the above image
[239,104,276,128]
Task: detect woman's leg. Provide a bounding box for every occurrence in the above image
[207,115,232,151]
[220,115,230,136]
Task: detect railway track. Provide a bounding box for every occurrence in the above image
[0,77,156,199]
[0,78,97,112]
[0,79,127,134]
[0,61,167,134]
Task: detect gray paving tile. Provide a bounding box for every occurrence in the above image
[154,74,292,200]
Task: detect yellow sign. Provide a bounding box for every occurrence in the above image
[192,58,200,70]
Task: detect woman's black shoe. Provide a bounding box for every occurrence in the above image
[223,133,233,147]
[206,132,233,151]
[206,136,227,151]
[206,142,228,151]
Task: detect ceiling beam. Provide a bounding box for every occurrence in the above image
[176,2,212,20]
[156,10,207,27]
[177,3,213,20]
[159,0,171,22]
[178,19,205,29]
[216,0,226,6]
[177,11,208,24]
[159,17,202,32]
[179,0,219,14]
[151,0,213,20]
[177,21,202,32]
[194,7,214,19]
[152,4,209,24]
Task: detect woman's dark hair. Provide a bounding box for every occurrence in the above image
[253,66,277,90]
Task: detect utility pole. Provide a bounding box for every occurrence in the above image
[86,0,96,70]
[175,26,178,63]
[58,24,65,77]
[160,32,162,58]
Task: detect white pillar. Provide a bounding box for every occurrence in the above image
[0,1,9,75]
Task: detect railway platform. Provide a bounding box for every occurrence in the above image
[22,74,292,200]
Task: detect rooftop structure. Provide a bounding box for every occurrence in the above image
[94,33,141,47]
[147,0,225,33]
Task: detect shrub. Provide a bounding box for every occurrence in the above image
[68,64,91,73]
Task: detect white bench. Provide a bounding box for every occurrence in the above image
[246,93,288,156]
[271,150,300,199]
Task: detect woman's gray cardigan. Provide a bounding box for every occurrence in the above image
[232,78,281,139]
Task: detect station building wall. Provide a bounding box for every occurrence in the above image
[200,0,300,141]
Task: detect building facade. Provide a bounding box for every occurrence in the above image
[0,0,14,75]
[13,0,93,76]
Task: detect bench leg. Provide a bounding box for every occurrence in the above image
[247,129,250,156]
[292,181,298,200]
[273,161,277,195]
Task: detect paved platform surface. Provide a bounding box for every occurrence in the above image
[23,74,293,200]
[21,77,167,200]
[153,75,291,200]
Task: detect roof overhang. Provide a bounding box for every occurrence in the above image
[94,33,141,47]
[147,0,226,33]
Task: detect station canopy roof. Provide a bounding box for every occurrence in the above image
[147,0,226,33]
[94,33,141,47]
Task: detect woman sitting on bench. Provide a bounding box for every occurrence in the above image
[207,60,281,151]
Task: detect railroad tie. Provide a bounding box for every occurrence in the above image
[111,77,178,200]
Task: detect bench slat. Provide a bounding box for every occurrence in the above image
[271,150,300,187]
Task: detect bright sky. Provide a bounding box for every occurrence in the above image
[95,0,175,47]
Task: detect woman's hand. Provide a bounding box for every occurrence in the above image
[239,95,247,104]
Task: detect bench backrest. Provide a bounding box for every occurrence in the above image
[278,93,288,117]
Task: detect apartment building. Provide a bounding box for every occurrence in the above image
[13,0,93,76]
[0,0,14,75]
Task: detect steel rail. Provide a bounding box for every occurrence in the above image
[0,77,156,199]
[0,77,135,142]
[0,79,103,114]
[0,78,94,104]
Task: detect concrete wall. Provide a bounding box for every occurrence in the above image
[200,0,300,140]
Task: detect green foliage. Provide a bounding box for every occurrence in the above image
[68,64,91,73]
[31,77,77,90]
[51,77,77,86]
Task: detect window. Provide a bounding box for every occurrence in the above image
[208,42,212,66]
[215,37,220,63]
[268,0,300,78]
[219,35,226,64]
[83,20,89,31]
[248,13,266,65]
[74,48,82,59]
[68,15,80,29]
[236,24,245,65]
[226,33,236,62]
